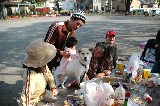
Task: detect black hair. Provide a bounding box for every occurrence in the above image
[23,64,46,73]
[65,37,78,48]
[71,16,85,24]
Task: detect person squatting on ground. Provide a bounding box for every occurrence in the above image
[57,37,78,81]
[139,39,155,69]
[18,39,58,106]
[87,30,118,79]
[68,30,118,87]
[151,30,160,74]
[140,30,160,87]
[44,10,86,72]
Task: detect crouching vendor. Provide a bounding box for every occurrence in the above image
[87,30,118,79]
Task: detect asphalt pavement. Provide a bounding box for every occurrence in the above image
[0,15,160,106]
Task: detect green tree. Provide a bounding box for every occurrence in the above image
[20,0,47,4]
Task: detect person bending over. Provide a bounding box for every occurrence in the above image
[44,10,86,72]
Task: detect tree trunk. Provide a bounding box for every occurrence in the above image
[56,0,60,14]
[79,0,81,10]
[125,0,132,15]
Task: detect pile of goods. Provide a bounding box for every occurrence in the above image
[63,77,155,106]
[63,53,160,106]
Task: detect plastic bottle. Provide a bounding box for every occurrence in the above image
[123,98,128,106]
[115,85,125,104]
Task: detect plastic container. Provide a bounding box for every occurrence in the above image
[115,85,125,104]
[117,61,124,71]
[143,69,151,79]
[127,54,140,79]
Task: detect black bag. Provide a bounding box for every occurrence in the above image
[140,39,155,63]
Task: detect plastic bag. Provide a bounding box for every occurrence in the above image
[85,82,99,100]
[82,79,115,106]
[127,53,140,79]
[83,81,101,106]
[103,83,115,106]
[84,94,97,106]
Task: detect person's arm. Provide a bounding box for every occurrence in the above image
[60,49,70,59]
[155,44,160,62]
[102,69,111,76]
[99,44,112,75]
[44,23,61,56]
[113,44,118,69]
[97,60,112,77]
[155,30,160,62]
[44,65,58,95]
[20,71,36,106]
[70,49,78,59]
[86,56,97,79]
[98,57,112,76]
[44,23,58,45]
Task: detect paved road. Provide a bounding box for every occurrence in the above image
[0,15,160,106]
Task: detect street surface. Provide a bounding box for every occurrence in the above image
[0,15,160,106]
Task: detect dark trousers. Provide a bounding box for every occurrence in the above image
[151,61,160,74]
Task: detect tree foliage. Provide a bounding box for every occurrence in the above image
[20,0,47,4]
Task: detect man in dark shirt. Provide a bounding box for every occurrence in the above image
[44,10,86,71]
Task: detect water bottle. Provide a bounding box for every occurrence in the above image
[115,85,125,104]
[123,98,128,106]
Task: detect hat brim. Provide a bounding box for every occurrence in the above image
[23,40,57,68]
[23,55,42,68]
[106,34,115,37]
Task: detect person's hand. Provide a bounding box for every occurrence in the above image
[63,51,70,58]
[60,50,70,58]
[95,73,105,78]
[108,70,111,75]
[86,75,89,80]
[103,70,111,76]
[51,88,58,95]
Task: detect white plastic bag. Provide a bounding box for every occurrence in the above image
[83,79,106,106]
[103,83,115,106]
[84,94,97,106]
[85,82,99,101]
[127,53,140,79]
